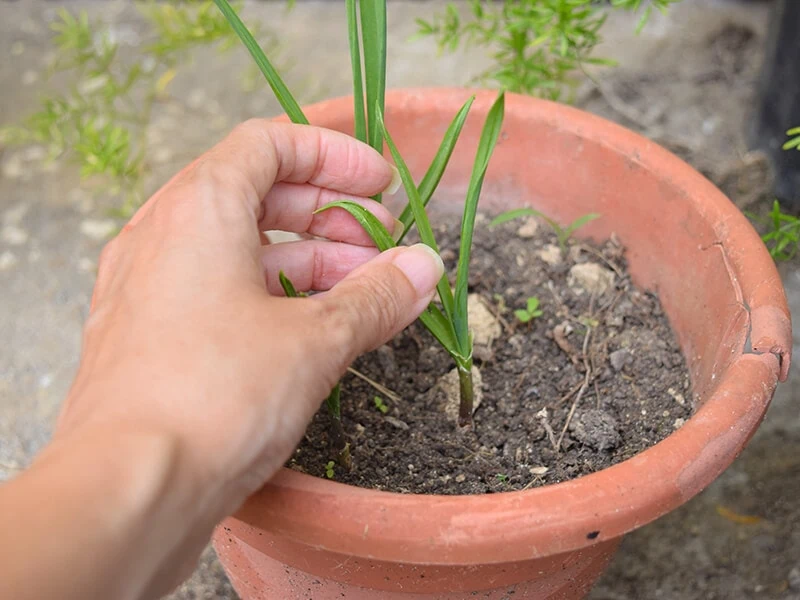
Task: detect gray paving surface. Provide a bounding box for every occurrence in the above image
[0,1,797,599]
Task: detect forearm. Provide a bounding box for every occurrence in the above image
[0,423,227,600]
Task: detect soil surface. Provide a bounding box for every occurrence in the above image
[289,214,692,494]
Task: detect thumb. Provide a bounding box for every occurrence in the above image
[315,243,444,362]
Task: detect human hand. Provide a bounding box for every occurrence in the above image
[40,120,443,597]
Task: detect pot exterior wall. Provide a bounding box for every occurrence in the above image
[213,524,620,600]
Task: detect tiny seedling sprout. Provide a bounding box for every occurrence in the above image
[325,461,336,479]
[514,297,543,323]
[783,127,800,151]
[373,396,389,414]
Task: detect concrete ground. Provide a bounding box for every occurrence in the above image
[0,1,797,599]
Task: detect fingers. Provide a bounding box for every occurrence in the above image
[260,183,400,245]
[263,122,395,195]
[260,240,380,295]
[122,120,397,234]
[191,120,396,218]
[312,244,445,361]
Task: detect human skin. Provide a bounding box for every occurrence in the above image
[0,120,444,600]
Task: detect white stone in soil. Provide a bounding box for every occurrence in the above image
[536,244,562,266]
[467,293,501,353]
[516,217,539,238]
[667,387,686,406]
[568,262,615,296]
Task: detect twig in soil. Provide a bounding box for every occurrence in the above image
[536,408,559,452]
[597,289,624,317]
[553,321,581,365]
[546,280,569,318]
[346,367,401,403]
[510,371,527,397]
[556,380,584,406]
[521,471,548,491]
[556,328,593,453]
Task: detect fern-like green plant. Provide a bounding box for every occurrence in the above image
[416,0,680,101]
[1,2,277,217]
[749,128,800,261]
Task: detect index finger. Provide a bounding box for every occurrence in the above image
[126,120,396,229]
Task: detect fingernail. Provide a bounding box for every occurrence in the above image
[384,164,402,195]
[392,243,444,296]
[392,218,405,242]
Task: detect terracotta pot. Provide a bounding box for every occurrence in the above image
[213,88,792,599]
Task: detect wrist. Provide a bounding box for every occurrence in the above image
[1,422,221,600]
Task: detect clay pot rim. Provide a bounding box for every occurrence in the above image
[240,88,791,565]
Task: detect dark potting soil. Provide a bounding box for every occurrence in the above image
[287,213,693,495]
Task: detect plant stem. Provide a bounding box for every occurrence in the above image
[457,361,474,427]
[325,384,352,469]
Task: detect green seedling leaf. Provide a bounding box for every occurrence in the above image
[326,383,342,420]
[278,270,304,298]
[489,207,547,227]
[564,213,601,237]
[514,296,543,323]
[378,106,455,320]
[359,0,387,177]
[325,461,336,479]
[315,200,396,251]
[453,91,505,354]
[346,0,366,143]
[213,0,308,125]
[418,304,460,356]
[397,96,476,242]
[783,129,800,151]
[373,396,389,414]
[514,309,532,323]
[754,199,800,261]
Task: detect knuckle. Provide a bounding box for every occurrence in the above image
[234,118,267,138]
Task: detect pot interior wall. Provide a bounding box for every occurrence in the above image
[315,92,748,406]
